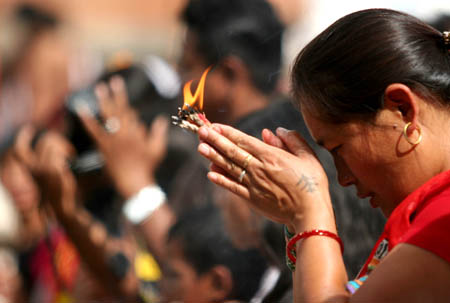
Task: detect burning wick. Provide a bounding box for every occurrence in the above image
[171,67,212,133]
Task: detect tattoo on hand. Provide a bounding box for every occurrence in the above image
[296,174,318,193]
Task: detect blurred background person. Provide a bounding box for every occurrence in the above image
[0,4,72,151]
[0,148,81,303]
[160,204,268,303]
[0,5,184,301]
[8,57,187,302]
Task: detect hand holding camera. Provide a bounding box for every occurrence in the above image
[78,76,170,199]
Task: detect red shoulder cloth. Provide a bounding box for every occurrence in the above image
[357,170,450,278]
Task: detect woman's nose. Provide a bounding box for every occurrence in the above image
[334,156,355,187]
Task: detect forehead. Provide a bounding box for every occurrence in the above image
[301,108,364,146]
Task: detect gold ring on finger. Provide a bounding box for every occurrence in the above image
[243,154,253,169]
[231,162,235,170]
[238,169,246,183]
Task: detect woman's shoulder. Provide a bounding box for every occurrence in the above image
[402,178,450,264]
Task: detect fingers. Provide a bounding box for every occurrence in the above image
[109,76,128,108]
[206,124,268,156]
[210,163,228,176]
[96,83,114,118]
[207,171,250,201]
[198,126,261,169]
[96,76,129,120]
[210,163,245,186]
[79,77,138,147]
[262,128,286,150]
[77,106,106,145]
[276,127,314,156]
[199,143,251,182]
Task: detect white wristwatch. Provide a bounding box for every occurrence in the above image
[122,185,166,224]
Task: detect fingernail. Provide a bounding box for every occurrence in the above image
[262,128,273,136]
[276,127,288,136]
[198,143,210,156]
[198,127,209,138]
[207,172,218,182]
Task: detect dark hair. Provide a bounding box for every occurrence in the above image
[168,205,267,302]
[182,0,284,94]
[291,9,450,123]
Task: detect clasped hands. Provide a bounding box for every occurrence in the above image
[197,124,336,233]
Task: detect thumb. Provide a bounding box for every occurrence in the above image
[275,127,314,157]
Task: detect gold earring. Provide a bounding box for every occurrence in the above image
[403,122,422,145]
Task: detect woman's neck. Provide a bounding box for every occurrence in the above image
[422,108,450,174]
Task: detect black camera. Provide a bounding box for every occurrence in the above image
[64,56,181,175]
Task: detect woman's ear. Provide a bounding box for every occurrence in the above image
[384,83,420,134]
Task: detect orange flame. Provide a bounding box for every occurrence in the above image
[182,66,211,111]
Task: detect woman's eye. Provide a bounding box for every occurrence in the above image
[330,145,341,154]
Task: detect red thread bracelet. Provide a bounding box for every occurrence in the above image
[286,229,344,264]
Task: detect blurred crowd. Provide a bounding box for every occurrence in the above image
[0,1,448,302]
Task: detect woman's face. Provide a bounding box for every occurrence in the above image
[302,108,421,217]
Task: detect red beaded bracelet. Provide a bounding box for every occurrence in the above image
[286,229,344,264]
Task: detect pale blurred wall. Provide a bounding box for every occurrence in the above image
[0,0,188,64]
[0,0,306,65]
[1,0,448,74]
[284,0,450,69]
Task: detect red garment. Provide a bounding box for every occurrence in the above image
[27,226,80,302]
[357,170,450,278]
